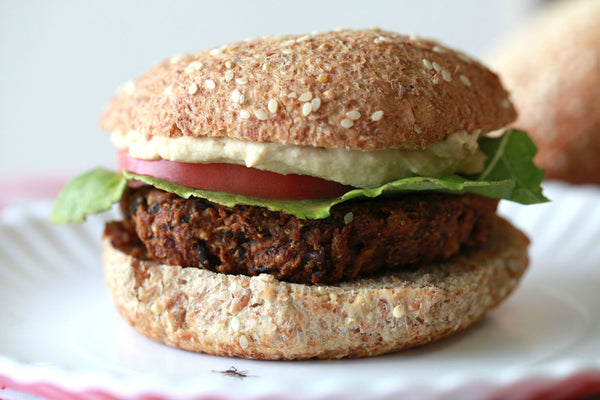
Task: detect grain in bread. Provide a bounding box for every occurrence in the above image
[102,216,529,360]
[102,28,516,151]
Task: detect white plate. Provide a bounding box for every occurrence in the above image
[1,182,600,400]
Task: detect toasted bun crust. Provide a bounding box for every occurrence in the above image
[101,28,516,151]
[102,216,529,360]
[490,0,600,184]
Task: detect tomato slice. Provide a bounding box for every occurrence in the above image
[117,151,354,200]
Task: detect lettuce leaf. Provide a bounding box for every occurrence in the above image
[50,168,128,224]
[50,129,548,223]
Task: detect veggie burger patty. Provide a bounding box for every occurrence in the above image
[106,187,498,284]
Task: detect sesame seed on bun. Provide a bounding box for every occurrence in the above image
[102,28,516,152]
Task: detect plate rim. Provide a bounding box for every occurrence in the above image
[1,189,600,400]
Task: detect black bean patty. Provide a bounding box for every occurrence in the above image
[104,186,499,284]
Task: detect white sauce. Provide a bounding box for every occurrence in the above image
[112,130,485,187]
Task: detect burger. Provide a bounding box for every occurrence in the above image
[489,0,600,184]
[51,29,546,360]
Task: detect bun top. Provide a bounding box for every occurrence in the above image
[101,28,515,151]
[489,0,600,183]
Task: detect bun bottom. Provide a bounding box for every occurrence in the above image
[102,216,529,360]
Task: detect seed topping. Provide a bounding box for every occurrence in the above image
[393,305,405,318]
[374,35,392,44]
[267,99,278,113]
[371,110,384,121]
[238,334,249,349]
[441,69,452,82]
[169,54,185,64]
[231,89,242,104]
[459,74,471,86]
[344,212,354,224]
[188,82,198,95]
[254,110,268,120]
[340,118,354,128]
[311,98,321,112]
[205,79,216,89]
[184,61,204,73]
[302,102,312,116]
[298,92,313,102]
[318,74,329,83]
[346,110,361,120]
[230,317,241,332]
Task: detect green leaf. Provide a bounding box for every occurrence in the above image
[51,129,548,223]
[476,129,547,204]
[49,168,128,224]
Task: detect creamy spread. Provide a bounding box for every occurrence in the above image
[111,130,486,187]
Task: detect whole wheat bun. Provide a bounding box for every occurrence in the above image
[101,28,515,151]
[102,216,529,360]
[490,0,600,184]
